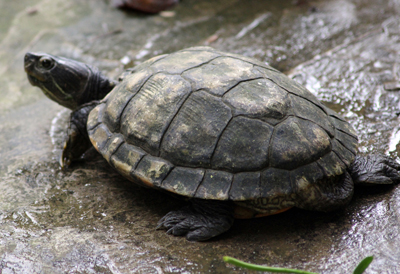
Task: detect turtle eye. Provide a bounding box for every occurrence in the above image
[39,57,54,70]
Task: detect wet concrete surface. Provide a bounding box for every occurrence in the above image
[1,0,400,273]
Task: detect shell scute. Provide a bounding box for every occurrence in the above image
[182,57,256,96]
[161,167,205,197]
[87,102,104,131]
[270,117,332,170]
[223,78,290,123]
[317,151,347,178]
[110,142,146,179]
[260,168,293,197]
[212,116,273,172]
[329,116,357,139]
[133,155,173,188]
[331,139,355,168]
[194,170,233,200]
[229,172,260,200]
[160,90,232,167]
[255,66,323,108]
[290,95,335,137]
[335,130,358,155]
[120,73,191,155]
[89,123,112,154]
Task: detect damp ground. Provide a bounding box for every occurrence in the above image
[1,0,400,273]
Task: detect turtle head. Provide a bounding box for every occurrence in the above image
[24,52,117,110]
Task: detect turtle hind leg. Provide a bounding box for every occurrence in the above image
[349,154,400,185]
[295,171,354,212]
[157,199,235,241]
[61,101,98,167]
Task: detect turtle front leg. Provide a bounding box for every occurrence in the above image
[61,101,98,167]
[349,154,400,185]
[157,199,235,241]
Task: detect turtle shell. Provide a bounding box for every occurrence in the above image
[86,46,358,210]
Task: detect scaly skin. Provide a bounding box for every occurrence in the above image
[61,102,99,167]
[157,199,235,241]
[349,154,400,185]
[24,52,116,110]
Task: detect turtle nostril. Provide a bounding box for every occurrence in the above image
[24,54,32,65]
[24,52,37,63]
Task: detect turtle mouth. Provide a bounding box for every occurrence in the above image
[25,63,48,86]
[27,74,39,86]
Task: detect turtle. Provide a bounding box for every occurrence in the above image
[24,46,400,241]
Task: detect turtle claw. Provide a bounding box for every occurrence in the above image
[157,207,217,241]
[157,201,234,241]
[59,141,72,169]
[349,154,400,185]
[60,135,80,169]
[156,216,169,230]
[60,106,94,169]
